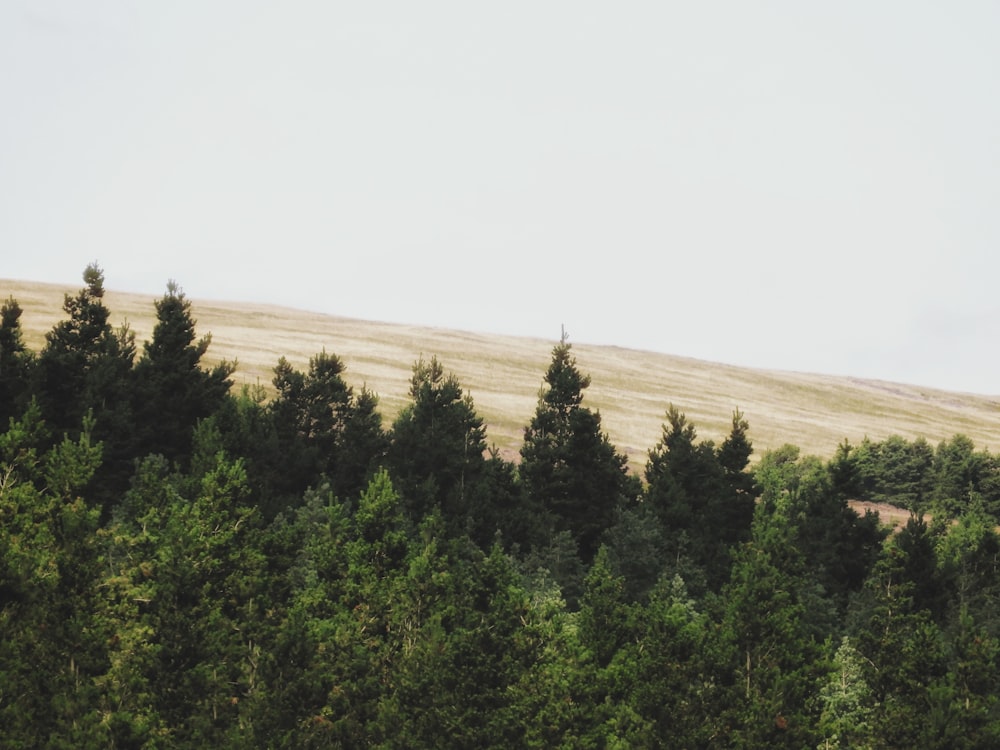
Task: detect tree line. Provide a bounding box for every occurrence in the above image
[2,264,1000,748]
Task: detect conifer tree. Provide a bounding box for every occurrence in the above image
[269,350,387,507]
[35,263,136,512]
[37,264,133,432]
[388,356,486,527]
[851,519,953,746]
[132,280,234,467]
[519,334,634,562]
[0,408,106,745]
[0,296,33,427]
[644,405,751,588]
[720,491,825,748]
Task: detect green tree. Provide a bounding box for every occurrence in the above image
[36,264,133,431]
[617,575,723,746]
[853,435,935,511]
[601,503,669,601]
[851,518,953,747]
[930,434,982,518]
[0,408,107,747]
[644,405,753,589]
[815,636,877,749]
[269,351,388,509]
[519,336,635,563]
[755,445,887,614]
[719,489,826,748]
[131,281,234,468]
[387,356,486,529]
[0,296,34,428]
[578,546,631,668]
[35,263,136,513]
[97,447,268,746]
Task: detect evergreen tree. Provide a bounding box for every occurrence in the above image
[930,434,982,517]
[0,408,106,746]
[387,356,486,529]
[578,546,631,668]
[715,408,758,546]
[269,350,388,509]
[850,518,953,746]
[853,434,935,511]
[601,502,669,601]
[465,445,542,553]
[519,335,634,563]
[755,445,887,614]
[815,636,877,749]
[132,281,234,468]
[36,264,132,431]
[97,447,267,746]
[35,263,136,512]
[619,575,723,746]
[0,296,33,427]
[644,404,752,589]
[719,491,825,748]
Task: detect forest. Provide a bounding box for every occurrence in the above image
[3,264,1000,748]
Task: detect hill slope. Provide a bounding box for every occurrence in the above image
[6,278,1000,469]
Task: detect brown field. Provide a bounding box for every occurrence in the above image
[6,278,1000,474]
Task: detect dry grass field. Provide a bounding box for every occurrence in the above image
[6,278,1000,473]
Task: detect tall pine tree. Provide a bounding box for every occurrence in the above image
[35,263,136,513]
[132,280,234,468]
[519,334,635,563]
[387,356,486,529]
[0,296,33,427]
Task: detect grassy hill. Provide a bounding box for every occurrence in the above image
[6,278,1000,471]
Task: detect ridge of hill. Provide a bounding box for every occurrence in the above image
[6,278,1000,469]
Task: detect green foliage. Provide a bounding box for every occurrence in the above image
[853,434,935,511]
[755,445,887,613]
[815,636,877,749]
[0,410,105,746]
[269,350,388,512]
[601,503,668,601]
[0,296,34,428]
[578,546,630,667]
[132,281,234,468]
[34,264,137,514]
[719,492,826,748]
[520,339,634,563]
[388,356,486,529]
[644,405,755,590]
[8,262,1000,746]
[930,434,984,517]
[95,449,268,746]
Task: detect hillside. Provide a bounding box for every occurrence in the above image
[6,277,1000,469]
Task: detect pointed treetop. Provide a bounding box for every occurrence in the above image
[83,262,105,298]
[543,338,590,412]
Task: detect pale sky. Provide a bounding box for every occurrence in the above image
[2,2,999,394]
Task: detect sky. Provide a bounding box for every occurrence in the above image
[2,2,999,394]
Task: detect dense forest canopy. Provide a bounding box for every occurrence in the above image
[3,265,1000,748]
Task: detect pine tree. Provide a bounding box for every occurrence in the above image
[0,296,33,427]
[644,404,750,588]
[268,350,387,508]
[519,335,634,563]
[388,356,486,528]
[37,264,132,432]
[132,280,234,468]
[850,518,952,746]
[719,492,825,748]
[0,408,106,746]
[35,264,136,512]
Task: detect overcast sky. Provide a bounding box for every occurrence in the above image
[2,2,998,394]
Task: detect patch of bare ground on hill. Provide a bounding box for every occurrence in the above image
[847,500,921,532]
[7,278,1000,473]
